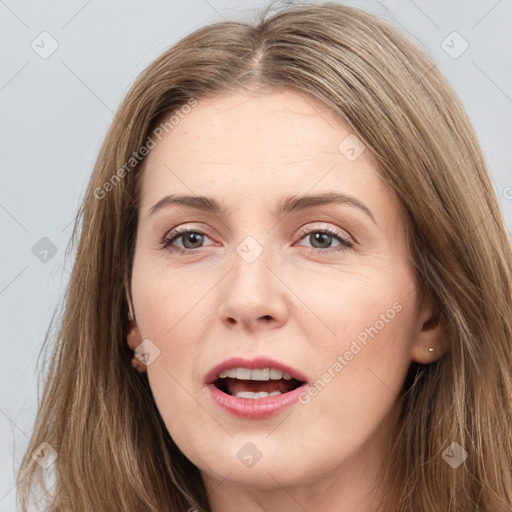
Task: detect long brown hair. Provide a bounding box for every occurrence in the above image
[16,2,512,511]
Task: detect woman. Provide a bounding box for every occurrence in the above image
[16,2,512,511]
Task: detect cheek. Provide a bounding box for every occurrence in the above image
[294,298,415,460]
[130,260,216,399]
[298,267,417,400]
[292,263,413,347]
[131,257,215,339]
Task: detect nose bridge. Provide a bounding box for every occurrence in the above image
[231,233,275,300]
[218,231,287,328]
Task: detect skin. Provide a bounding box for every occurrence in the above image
[130,88,446,512]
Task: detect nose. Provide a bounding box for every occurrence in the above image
[218,244,288,331]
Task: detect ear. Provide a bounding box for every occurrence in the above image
[410,294,449,364]
[127,321,142,350]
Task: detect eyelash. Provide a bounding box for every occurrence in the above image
[160,226,354,255]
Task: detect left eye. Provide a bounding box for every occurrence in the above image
[296,227,353,253]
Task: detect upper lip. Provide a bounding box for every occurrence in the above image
[204,356,309,385]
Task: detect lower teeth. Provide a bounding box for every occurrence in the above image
[235,391,282,399]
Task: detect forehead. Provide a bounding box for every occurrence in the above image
[147,89,360,162]
[137,89,389,217]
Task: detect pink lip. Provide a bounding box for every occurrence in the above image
[204,356,309,420]
[203,356,308,385]
[207,382,308,419]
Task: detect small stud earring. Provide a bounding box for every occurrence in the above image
[428,347,435,353]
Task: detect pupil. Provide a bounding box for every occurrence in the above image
[184,233,203,249]
[311,232,331,249]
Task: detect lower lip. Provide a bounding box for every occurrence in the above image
[207,383,308,419]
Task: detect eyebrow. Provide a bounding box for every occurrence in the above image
[147,192,377,224]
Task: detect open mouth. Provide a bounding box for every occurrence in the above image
[212,368,305,399]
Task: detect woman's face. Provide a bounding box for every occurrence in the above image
[131,89,437,507]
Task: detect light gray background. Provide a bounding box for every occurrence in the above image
[1,0,511,509]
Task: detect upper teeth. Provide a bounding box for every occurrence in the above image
[218,368,293,381]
